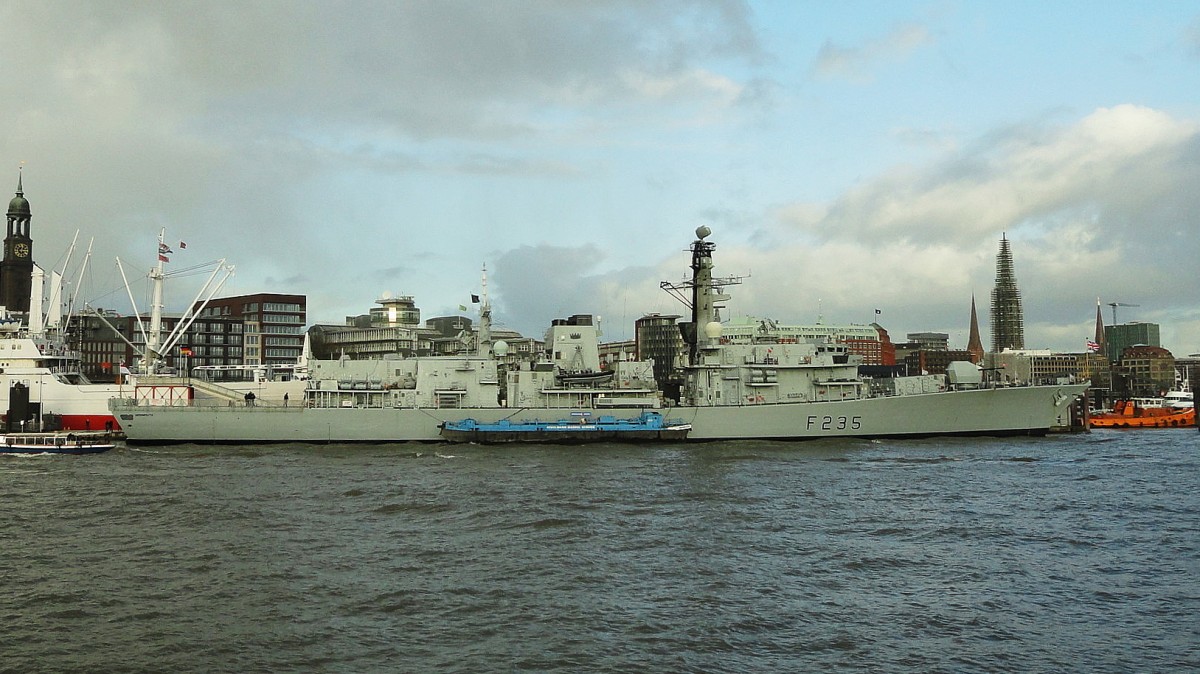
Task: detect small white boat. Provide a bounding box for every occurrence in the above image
[0,432,117,455]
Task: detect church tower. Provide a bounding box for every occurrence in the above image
[2,170,34,313]
[966,294,985,363]
[989,234,1024,352]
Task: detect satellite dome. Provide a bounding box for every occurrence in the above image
[704,321,722,339]
[695,225,711,240]
[493,340,509,357]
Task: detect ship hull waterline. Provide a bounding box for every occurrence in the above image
[114,383,1086,445]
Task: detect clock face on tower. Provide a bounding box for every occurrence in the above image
[14,242,30,258]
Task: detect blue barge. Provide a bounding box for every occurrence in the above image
[439,411,691,444]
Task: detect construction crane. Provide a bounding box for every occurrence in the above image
[1108,302,1140,323]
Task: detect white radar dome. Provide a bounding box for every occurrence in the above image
[704,321,722,339]
[493,340,509,357]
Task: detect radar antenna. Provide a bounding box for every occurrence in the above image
[660,226,747,364]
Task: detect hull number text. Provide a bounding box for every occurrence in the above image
[806,415,863,431]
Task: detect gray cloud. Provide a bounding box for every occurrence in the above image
[3,4,1197,357]
[595,106,1200,352]
[1,0,763,316]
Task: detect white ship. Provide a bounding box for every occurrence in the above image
[112,227,1089,444]
[0,315,130,433]
[2,172,302,432]
[0,221,248,433]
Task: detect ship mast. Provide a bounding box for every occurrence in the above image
[660,226,742,365]
[145,228,168,371]
[477,263,492,357]
[115,230,234,375]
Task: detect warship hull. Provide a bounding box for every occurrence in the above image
[113,383,1086,444]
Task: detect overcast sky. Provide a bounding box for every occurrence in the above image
[4,1,1198,355]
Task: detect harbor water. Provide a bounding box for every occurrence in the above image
[3,431,1197,673]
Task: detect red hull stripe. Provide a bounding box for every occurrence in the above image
[56,414,122,432]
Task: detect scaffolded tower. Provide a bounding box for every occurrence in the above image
[989,234,1024,352]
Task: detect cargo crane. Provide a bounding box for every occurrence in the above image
[1107,302,1140,324]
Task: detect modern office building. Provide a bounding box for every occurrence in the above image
[195,293,306,367]
[1103,322,1160,364]
[74,310,244,381]
[634,313,685,389]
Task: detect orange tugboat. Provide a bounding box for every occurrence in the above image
[1090,383,1195,429]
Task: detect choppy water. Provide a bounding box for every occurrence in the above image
[2,431,1197,673]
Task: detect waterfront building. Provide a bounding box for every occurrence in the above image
[1113,345,1175,396]
[311,322,428,359]
[598,339,637,370]
[370,293,420,327]
[634,314,686,389]
[721,316,883,351]
[315,293,430,358]
[723,316,892,366]
[73,310,128,382]
[423,315,474,355]
[907,332,950,351]
[902,349,975,376]
[1075,352,1113,395]
[842,325,896,367]
[310,293,538,363]
[1103,322,1160,364]
[75,310,243,381]
[1175,356,1199,393]
[196,293,306,367]
[990,234,1025,352]
[987,350,1083,386]
[869,324,897,366]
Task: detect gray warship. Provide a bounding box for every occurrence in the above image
[112,227,1088,443]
